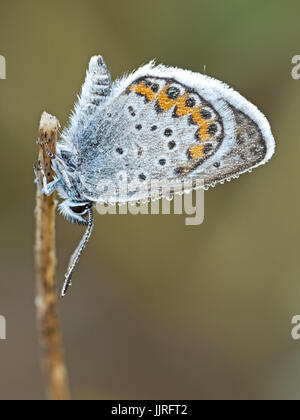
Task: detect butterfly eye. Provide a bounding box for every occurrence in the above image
[71,206,87,214]
[70,203,91,214]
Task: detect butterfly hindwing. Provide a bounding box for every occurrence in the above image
[72,61,275,202]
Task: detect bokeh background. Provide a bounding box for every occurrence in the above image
[0,0,299,400]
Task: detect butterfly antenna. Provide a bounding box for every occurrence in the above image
[61,208,94,297]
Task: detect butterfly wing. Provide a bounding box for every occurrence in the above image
[76,61,275,203]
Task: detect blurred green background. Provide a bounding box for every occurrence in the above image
[0,0,299,400]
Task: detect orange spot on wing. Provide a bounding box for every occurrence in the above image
[173,94,212,142]
[174,94,194,117]
[130,82,156,102]
[189,144,204,160]
[156,85,176,111]
[130,80,214,142]
[196,125,210,141]
[190,110,210,141]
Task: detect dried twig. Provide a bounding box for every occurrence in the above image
[34,112,70,400]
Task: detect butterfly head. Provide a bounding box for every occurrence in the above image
[59,199,94,225]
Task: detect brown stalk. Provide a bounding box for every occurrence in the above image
[34,112,70,400]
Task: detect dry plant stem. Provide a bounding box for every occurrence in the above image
[35,112,70,400]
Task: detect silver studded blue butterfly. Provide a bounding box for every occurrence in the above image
[34,56,275,296]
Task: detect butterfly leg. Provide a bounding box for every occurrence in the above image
[33,162,59,196]
[52,157,74,191]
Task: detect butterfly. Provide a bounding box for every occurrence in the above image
[34,56,275,296]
